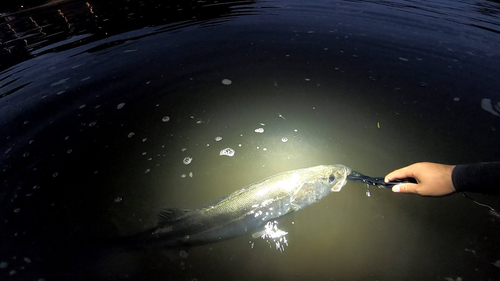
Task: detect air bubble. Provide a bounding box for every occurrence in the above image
[115,197,122,203]
[162,116,170,122]
[220,148,235,157]
[215,136,222,141]
[221,79,232,85]
[281,137,288,142]
[183,157,193,165]
[128,132,135,138]
[179,250,189,258]
[254,128,264,133]
[117,103,125,109]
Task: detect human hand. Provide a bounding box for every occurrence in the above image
[384,162,456,196]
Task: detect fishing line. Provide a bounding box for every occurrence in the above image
[461,192,500,218]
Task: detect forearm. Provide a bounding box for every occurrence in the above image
[452,162,500,195]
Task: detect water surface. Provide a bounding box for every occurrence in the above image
[1,0,500,280]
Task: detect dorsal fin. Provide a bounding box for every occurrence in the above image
[157,208,193,224]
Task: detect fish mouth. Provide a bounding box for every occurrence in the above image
[330,165,351,192]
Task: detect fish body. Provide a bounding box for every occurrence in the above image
[127,164,350,248]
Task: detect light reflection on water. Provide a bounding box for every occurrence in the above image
[0,0,500,280]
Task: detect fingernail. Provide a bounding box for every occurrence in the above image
[392,185,400,192]
[384,178,389,183]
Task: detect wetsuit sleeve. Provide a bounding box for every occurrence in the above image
[452,162,500,195]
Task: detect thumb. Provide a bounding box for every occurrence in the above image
[392,183,418,194]
[385,167,415,183]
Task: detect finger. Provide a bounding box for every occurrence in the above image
[385,166,416,182]
[392,183,418,194]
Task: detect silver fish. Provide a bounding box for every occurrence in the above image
[126,164,350,249]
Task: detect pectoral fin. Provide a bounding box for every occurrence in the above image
[252,230,266,239]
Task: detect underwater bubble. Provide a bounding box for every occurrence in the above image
[89,121,97,127]
[142,138,147,142]
[281,137,288,143]
[215,136,222,142]
[145,169,150,174]
[181,148,187,152]
[254,128,264,133]
[33,185,40,190]
[13,208,20,213]
[221,79,232,85]
[114,197,122,203]
[263,148,267,151]
[183,157,193,165]
[181,174,187,178]
[189,172,193,178]
[0,262,7,268]
[162,116,170,122]
[128,132,135,138]
[24,257,31,263]
[179,250,189,258]
[53,172,58,178]
[79,104,86,109]
[67,149,72,154]
[220,148,235,157]
[9,270,16,275]
[117,103,125,109]
[23,152,29,157]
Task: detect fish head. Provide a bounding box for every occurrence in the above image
[291,165,351,209]
[315,164,351,193]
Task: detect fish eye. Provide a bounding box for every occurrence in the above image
[328,175,335,184]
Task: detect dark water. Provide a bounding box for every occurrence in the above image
[1,0,500,280]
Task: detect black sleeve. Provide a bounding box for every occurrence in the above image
[451,162,500,195]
